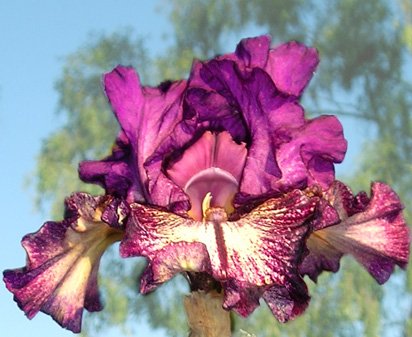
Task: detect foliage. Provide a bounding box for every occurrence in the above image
[33,1,411,336]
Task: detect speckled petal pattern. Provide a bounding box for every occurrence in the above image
[121,189,317,320]
[3,193,126,332]
[300,181,410,283]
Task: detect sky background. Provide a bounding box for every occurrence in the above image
[0,2,172,336]
[0,1,369,337]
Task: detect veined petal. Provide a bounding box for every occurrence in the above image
[3,193,126,333]
[301,181,410,283]
[121,189,317,320]
[140,242,212,294]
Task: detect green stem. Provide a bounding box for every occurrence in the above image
[184,290,231,337]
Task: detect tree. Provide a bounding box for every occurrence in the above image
[33,1,411,336]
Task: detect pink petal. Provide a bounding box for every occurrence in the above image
[275,115,347,190]
[167,131,247,219]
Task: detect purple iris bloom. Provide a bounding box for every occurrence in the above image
[4,35,410,333]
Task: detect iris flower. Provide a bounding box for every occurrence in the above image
[4,35,410,333]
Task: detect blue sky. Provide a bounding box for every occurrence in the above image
[0,1,172,336]
[0,1,370,337]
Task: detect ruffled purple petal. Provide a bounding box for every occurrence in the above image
[235,35,271,69]
[79,132,140,200]
[300,181,410,283]
[121,189,317,320]
[184,85,248,141]
[80,66,188,206]
[266,41,319,96]
[194,57,346,194]
[80,37,344,210]
[274,115,347,190]
[3,193,126,333]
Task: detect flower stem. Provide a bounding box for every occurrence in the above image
[184,290,231,337]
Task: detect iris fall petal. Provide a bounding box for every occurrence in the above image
[121,189,317,319]
[3,193,126,332]
[301,181,410,283]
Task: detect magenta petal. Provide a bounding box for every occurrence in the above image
[79,132,140,200]
[80,37,345,209]
[104,67,145,142]
[195,61,284,195]
[275,115,347,190]
[222,280,262,317]
[105,66,187,205]
[3,193,126,333]
[263,280,310,323]
[197,59,346,193]
[220,55,328,191]
[266,41,319,96]
[235,35,271,68]
[81,66,188,207]
[104,66,186,160]
[184,87,248,141]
